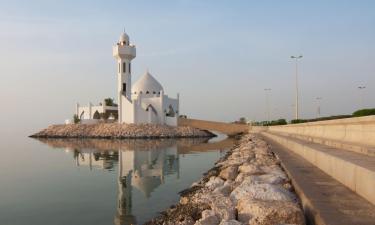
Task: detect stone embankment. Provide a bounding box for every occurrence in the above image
[146,134,305,225]
[30,123,215,139]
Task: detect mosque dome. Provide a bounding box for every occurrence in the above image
[119,32,129,43]
[132,175,162,198]
[132,70,164,94]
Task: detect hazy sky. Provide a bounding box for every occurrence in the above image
[0,0,374,135]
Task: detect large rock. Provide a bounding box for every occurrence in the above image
[238,164,264,175]
[201,193,236,220]
[213,184,232,197]
[219,220,242,225]
[237,199,305,225]
[205,176,225,190]
[217,157,247,167]
[219,166,238,181]
[194,210,220,225]
[230,183,295,204]
[211,195,236,220]
[250,173,287,185]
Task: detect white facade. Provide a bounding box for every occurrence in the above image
[76,100,117,121]
[113,32,179,126]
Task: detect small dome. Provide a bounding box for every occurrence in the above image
[131,175,161,198]
[132,70,164,94]
[119,32,129,43]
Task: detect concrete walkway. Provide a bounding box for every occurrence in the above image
[178,118,249,136]
[263,135,375,225]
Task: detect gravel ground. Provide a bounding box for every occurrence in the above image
[30,123,215,139]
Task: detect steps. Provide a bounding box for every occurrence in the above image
[275,132,375,157]
[262,135,375,225]
[261,131,375,205]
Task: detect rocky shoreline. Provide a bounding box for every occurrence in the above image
[29,123,215,139]
[146,134,305,225]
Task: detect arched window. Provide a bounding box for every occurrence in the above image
[129,63,131,73]
[153,91,156,94]
[140,91,143,94]
[146,91,149,94]
[93,111,100,119]
[122,62,126,73]
[166,105,175,117]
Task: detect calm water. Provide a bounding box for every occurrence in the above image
[0,133,234,225]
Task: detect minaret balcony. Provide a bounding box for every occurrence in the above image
[113,45,136,60]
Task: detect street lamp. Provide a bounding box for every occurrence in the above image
[291,55,303,120]
[316,97,322,118]
[264,88,272,122]
[358,86,366,108]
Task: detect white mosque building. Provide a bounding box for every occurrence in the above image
[75,31,179,126]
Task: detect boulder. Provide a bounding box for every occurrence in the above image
[211,196,236,220]
[213,184,232,197]
[194,210,220,225]
[230,183,295,204]
[237,199,305,225]
[205,176,225,190]
[219,220,243,225]
[219,166,238,181]
[202,193,236,220]
[217,158,247,167]
[251,174,287,185]
[238,164,264,175]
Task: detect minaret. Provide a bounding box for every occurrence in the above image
[113,31,136,123]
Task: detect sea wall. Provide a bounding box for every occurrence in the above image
[256,115,375,147]
[146,134,305,225]
[30,123,215,139]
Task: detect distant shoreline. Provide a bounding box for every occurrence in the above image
[29,123,216,139]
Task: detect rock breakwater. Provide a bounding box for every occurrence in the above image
[30,123,215,139]
[146,134,305,225]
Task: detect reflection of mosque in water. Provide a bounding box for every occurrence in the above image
[70,140,182,225]
[37,137,234,225]
[115,146,179,225]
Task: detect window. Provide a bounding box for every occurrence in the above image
[153,91,156,94]
[129,63,131,73]
[93,111,100,119]
[123,83,126,94]
[122,62,126,73]
[166,105,175,117]
[146,91,149,94]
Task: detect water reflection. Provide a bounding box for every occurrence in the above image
[35,137,235,224]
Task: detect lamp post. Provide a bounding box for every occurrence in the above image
[291,55,303,120]
[264,88,272,122]
[358,86,366,109]
[316,97,322,118]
